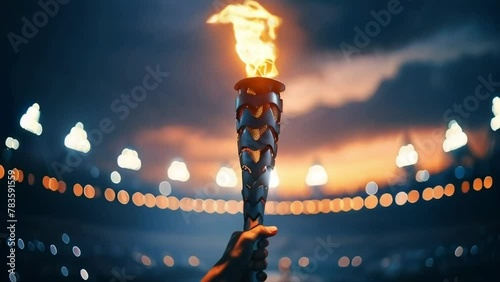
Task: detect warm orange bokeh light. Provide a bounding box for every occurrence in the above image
[473,178,482,191]
[365,195,378,209]
[48,177,59,191]
[188,256,200,267]
[422,187,433,201]
[340,198,352,212]
[43,176,50,189]
[207,0,281,78]
[84,185,95,199]
[180,197,193,212]
[163,255,174,267]
[117,190,130,204]
[408,190,420,203]
[0,164,4,179]
[444,183,455,197]
[156,195,169,209]
[132,192,145,206]
[168,196,180,210]
[194,199,204,213]
[461,181,470,193]
[225,200,239,214]
[433,185,444,199]
[331,198,342,212]
[141,255,152,266]
[73,183,83,196]
[320,199,331,213]
[15,169,24,183]
[352,196,364,211]
[395,192,408,206]
[105,188,116,202]
[379,193,393,207]
[144,193,156,208]
[265,201,276,215]
[58,181,66,193]
[483,176,493,189]
[290,201,304,215]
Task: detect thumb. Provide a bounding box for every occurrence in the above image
[249,225,278,240]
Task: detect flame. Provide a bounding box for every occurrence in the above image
[207,0,281,78]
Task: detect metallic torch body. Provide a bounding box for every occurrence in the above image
[235,77,285,281]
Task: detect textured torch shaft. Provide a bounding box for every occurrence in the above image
[235,77,285,282]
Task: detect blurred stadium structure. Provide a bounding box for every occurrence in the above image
[2,125,499,281]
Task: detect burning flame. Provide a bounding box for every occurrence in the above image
[207,0,281,78]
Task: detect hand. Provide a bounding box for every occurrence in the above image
[202,225,278,282]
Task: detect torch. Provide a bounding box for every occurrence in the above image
[208,1,284,281]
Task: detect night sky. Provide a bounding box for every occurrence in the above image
[3,1,500,282]
[4,0,500,196]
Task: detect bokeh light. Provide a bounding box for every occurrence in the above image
[395,192,408,206]
[159,181,172,196]
[365,181,378,195]
[73,183,83,197]
[80,269,89,280]
[305,164,328,186]
[117,190,130,205]
[188,256,200,267]
[110,171,121,184]
[365,195,378,209]
[105,188,116,202]
[351,256,362,267]
[163,255,175,267]
[473,178,482,191]
[338,256,350,267]
[408,190,420,203]
[380,193,393,207]
[298,257,310,267]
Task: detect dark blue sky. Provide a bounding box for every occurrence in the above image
[4,0,500,196]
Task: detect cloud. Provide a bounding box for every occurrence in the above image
[286,0,500,53]
[117,149,142,171]
[491,96,500,131]
[64,122,91,153]
[395,144,418,168]
[20,103,43,135]
[443,121,468,152]
[5,137,19,150]
[279,52,500,154]
[167,160,190,182]
[282,25,499,115]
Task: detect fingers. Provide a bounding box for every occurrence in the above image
[249,259,267,271]
[256,271,267,281]
[252,248,268,260]
[257,238,269,249]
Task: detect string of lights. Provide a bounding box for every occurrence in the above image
[1,164,493,216]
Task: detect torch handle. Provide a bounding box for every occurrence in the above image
[235,77,285,282]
